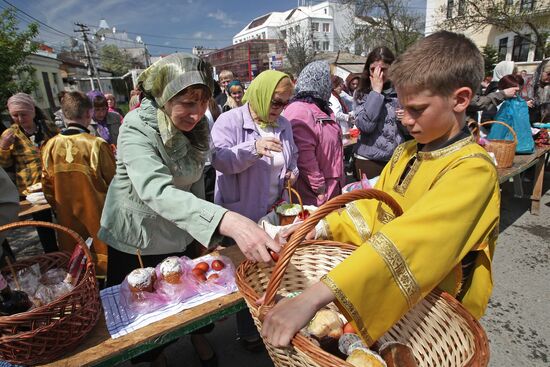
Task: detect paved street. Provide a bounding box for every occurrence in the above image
[6,169,549,366]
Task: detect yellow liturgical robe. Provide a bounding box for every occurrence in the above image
[319,135,500,346]
[42,131,115,276]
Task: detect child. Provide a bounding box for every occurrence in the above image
[261,31,501,348]
[42,91,116,276]
[87,91,122,146]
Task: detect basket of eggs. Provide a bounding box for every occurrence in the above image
[236,189,489,367]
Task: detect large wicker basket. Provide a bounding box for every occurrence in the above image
[236,189,489,367]
[0,221,101,365]
[480,120,517,168]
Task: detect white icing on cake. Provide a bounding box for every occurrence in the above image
[160,257,182,275]
[128,268,152,287]
[275,203,301,216]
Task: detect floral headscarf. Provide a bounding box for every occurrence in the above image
[137,53,214,150]
[294,61,332,102]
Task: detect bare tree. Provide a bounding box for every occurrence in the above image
[280,27,317,76]
[438,0,550,58]
[339,0,424,55]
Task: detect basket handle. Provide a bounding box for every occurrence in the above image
[479,120,518,144]
[0,221,94,269]
[259,189,403,320]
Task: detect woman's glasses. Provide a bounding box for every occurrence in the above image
[270,99,290,109]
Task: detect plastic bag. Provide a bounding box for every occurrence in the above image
[155,256,199,303]
[342,173,373,193]
[189,255,236,293]
[6,263,41,297]
[33,282,74,307]
[489,96,535,154]
[119,267,169,316]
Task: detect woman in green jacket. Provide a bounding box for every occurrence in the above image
[98,53,278,366]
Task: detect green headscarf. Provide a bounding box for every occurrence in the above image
[242,70,289,128]
[137,53,214,149]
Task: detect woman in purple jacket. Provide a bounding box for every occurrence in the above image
[211,70,297,351]
[353,46,405,179]
[284,61,345,206]
[212,70,298,223]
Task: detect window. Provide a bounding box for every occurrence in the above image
[312,22,319,32]
[295,25,300,33]
[313,41,320,50]
[520,0,535,11]
[458,0,466,16]
[281,29,286,39]
[512,35,530,62]
[322,41,330,51]
[498,37,508,61]
[322,23,330,32]
[447,0,454,19]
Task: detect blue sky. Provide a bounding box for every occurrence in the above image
[5,0,426,56]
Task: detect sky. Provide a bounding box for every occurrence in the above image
[4,0,427,56]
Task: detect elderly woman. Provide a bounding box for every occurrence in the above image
[284,61,345,206]
[212,70,297,352]
[0,93,58,253]
[98,53,278,366]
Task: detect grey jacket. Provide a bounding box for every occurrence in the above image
[98,98,227,255]
[353,90,405,162]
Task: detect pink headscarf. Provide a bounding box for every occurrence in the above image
[7,93,35,112]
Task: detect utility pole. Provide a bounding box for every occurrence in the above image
[74,22,103,92]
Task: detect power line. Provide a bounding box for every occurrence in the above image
[1,0,73,38]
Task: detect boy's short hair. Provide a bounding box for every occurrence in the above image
[389,31,483,97]
[57,90,67,104]
[218,70,234,81]
[62,91,92,120]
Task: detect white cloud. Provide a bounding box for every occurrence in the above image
[207,9,239,28]
[193,32,213,40]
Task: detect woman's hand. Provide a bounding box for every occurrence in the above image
[370,65,384,94]
[502,87,519,98]
[255,137,282,158]
[219,211,280,262]
[284,170,297,186]
[0,130,15,150]
[261,281,335,347]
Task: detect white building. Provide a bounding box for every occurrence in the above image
[425,0,549,72]
[233,1,357,53]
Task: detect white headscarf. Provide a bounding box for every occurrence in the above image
[492,61,515,82]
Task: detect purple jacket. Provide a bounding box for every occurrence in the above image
[283,101,345,206]
[211,104,299,222]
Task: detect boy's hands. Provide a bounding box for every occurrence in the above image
[370,65,384,94]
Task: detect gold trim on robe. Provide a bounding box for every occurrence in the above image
[345,202,371,242]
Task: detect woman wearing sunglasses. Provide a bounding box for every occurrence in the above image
[284,61,345,206]
[211,69,298,350]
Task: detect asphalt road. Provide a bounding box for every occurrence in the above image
[6,169,549,367]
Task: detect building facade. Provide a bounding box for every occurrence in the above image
[425,0,549,72]
[233,1,356,53]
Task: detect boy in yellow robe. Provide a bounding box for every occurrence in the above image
[42,91,116,276]
[261,31,500,347]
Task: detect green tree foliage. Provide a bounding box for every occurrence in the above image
[281,28,317,76]
[482,45,499,76]
[99,44,136,76]
[340,0,423,55]
[439,0,550,59]
[0,8,38,114]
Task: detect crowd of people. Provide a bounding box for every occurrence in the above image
[0,30,549,367]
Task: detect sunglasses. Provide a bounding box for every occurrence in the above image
[270,99,290,109]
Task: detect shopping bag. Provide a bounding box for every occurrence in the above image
[489,96,535,154]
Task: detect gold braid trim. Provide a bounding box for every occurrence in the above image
[345,202,371,242]
[376,202,395,224]
[390,144,405,171]
[393,155,421,195]
[321,275,374,346]
[369,232,421,307]
[417,136,476,160]
[315,219,332,240]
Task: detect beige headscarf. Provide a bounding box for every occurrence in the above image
[137,53,214,150]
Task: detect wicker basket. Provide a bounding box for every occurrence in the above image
[236,189,489,367]
[479,120,517,168]
[0,221,101,365]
